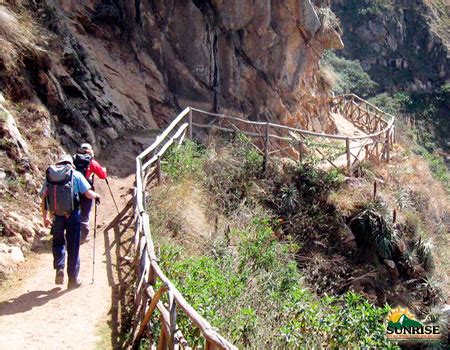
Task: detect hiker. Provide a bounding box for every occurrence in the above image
[73,143,107,243]
[40,154,101,288]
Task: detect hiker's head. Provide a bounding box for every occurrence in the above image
[56,154,74,167]
[79,143,94,155]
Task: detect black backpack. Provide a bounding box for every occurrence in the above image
[73,153,92,180]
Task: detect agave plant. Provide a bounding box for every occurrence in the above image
[349,209,398,260]
[414,237,435,271]
[394,188,413,210]
[280,184,299,214]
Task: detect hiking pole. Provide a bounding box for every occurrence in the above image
[92,198,98,284]
[105,178,120,215]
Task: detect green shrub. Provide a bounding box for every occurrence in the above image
[280,184,299,214]
[349,208,397,260]
[321,50,378,97]
[368,93,403,115]
[162,140,207,180]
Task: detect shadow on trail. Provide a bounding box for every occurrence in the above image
[0,287,69,316]
[102,198,136,348]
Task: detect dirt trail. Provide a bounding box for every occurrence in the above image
[0,133,146,349]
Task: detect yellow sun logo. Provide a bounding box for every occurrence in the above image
[387,307,416,323]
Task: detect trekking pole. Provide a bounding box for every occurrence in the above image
[105,178,120,215]
[91,198,98,284]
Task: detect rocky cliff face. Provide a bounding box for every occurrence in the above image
[3,0,342,151]
[0,1,342,269]
[332,0,449,92]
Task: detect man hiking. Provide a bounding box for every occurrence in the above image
[40,155,101,288]
[73,143,107,243]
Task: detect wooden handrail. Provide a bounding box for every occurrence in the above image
[191,102,394,141]
[130,94,395,349]
[138,107,191,160]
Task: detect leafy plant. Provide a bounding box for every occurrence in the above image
[349,208,397,260]
[280,184,299,214]
[414,237,435,271]
[300,136,346,167]
[394,188,413,210]
[162,140,207,180]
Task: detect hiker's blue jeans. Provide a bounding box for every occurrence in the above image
[51,209,81,279]
[80,194,93,239]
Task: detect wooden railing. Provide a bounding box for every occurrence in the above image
[128,95,395,349]
[130,107,236,349]
[190,93,394,173]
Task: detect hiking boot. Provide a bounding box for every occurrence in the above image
[55,269,64,285]
[68,277,82,289]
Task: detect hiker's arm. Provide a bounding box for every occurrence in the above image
[39,182,52,228]
[84,189,101,200]
[76,172,100,200]
[41,198,52,228]
[87,159,107,179]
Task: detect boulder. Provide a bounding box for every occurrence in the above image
[8,246,24,263]
[104,127,119,140]
[0,101,30,158]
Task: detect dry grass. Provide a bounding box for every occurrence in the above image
[0,4,47,73]
[327,178,373,216]
[318,65,338,91]
[148,178,219,256]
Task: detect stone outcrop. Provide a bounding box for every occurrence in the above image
[332,0,449,92]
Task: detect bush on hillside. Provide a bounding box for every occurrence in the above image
[321,50,378,97]
[162,140,207,181]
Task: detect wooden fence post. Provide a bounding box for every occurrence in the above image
[373,181,377,200]
[158,315,167,350]
[264,123,270,176]
[385,129,390,162]
[188,108,193,139]
[156,156,162,185]
[391,125,395,145]
[148,264,156,286]
[168,291,177,348]
[375,137,379,160]
[298,139,304,163]
[345,137,351,174]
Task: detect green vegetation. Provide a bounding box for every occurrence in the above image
[159,219,397,349]
[162,140,207,180]
[144,139,402,349]
[335,0,394,25]
[321,50,377,97]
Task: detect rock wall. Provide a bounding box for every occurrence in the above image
[332,0,449,92]
[0,1,342,271]
[6,0,342,150]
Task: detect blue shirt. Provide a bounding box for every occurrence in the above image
[40,170,91,197]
